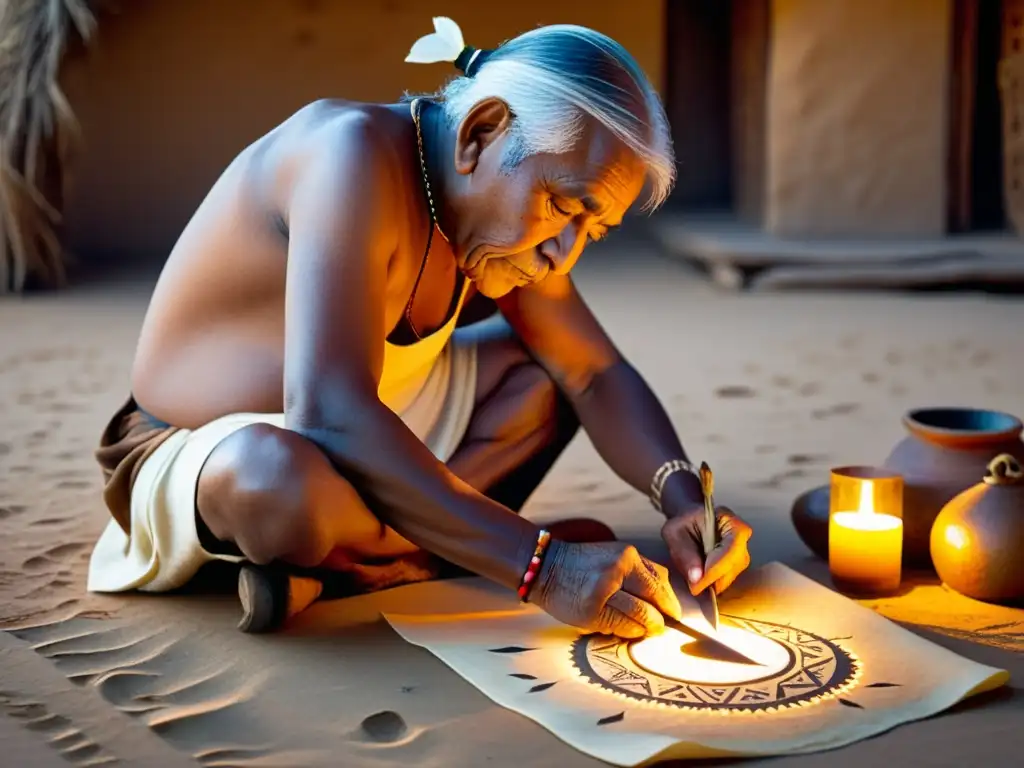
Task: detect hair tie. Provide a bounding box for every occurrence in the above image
[405,16,490,76]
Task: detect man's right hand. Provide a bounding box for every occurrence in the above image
[531,540,684,638]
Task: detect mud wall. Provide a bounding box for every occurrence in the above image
[60,0,664,264]
[765,0,952,238]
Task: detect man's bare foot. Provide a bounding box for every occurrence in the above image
[237,565,324,633]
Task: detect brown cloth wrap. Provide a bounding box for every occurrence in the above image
[95,397,180,536]
[93,396,445,594]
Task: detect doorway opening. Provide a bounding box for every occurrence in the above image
[949,0,1008,233]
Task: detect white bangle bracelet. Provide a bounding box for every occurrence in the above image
[649,459,698,514]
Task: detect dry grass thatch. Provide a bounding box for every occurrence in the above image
[0,0,95,294]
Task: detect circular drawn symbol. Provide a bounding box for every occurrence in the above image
[571,615,860,713]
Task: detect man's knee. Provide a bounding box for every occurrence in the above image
[488,362,578,444]
[197,423,333,567]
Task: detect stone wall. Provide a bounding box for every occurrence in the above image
[765,0,952,238]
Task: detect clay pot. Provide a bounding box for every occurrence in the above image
[883,408,1024,568]
[791,485,831,561]
[930,454,1024,603]
[791,407,1024,569]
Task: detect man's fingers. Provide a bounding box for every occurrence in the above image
[596,609,645,639]
[662,506,753,594]
[604,590,665,637]
[700,530,752,595]
[662,521,706,589]
[621,552,683,622]
[714,549,751,594]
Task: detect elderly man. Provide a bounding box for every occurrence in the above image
[88,19,752,638]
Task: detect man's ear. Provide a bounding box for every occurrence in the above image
[454,98,513,175]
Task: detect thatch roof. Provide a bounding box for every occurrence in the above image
[0,0,95,294]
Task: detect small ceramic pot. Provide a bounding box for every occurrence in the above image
[791,407,1024,568]
[884,408,1024,568]
[930,454,1024,603]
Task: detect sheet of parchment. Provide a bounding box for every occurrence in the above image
[383,562,1009,766]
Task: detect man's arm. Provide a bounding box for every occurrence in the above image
[497,274,704,516]
[281,119,537,589]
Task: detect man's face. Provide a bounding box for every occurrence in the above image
[450,102,647,298]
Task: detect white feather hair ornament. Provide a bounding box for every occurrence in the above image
[405,17,467,64]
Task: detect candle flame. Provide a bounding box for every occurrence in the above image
[856,481,875,516]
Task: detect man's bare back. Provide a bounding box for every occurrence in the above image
[132,100,465,429]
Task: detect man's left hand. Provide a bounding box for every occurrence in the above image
[661,505,752,596]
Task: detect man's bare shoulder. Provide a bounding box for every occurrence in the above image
[266,100,410,198]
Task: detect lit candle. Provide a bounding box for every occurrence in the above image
[829,478,903,595]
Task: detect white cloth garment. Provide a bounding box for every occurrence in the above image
[87,335,477,594]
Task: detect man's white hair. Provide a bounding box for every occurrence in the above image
[435,25,675,212]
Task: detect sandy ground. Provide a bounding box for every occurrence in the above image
[1,236,1023,767]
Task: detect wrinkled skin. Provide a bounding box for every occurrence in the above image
[534,541,683,638]
[420,97,640,299]
[533,506,752,637]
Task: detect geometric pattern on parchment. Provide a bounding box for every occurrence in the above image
[571,615,861,713]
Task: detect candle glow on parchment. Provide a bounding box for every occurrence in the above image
[628,625,788,685]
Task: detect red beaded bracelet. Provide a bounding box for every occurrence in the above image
[517,529,551,602]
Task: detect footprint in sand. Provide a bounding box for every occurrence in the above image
[359,710,409,743]
[786,453,828,466]
[597,490,636,505]
[23,543,90,573]
[797,382,822,397]
[47,542,90,560]
[193,745,281,766]
[44,402,91,415]
[811,403,860,420]
[15,620,273,758]
[750,468,810,490]
[56,479,93,491]
[26,349,60,363]
[970,349,994,366]
[22,557,52,574]
[0,689,117,765]
[31,517,70,527]
[714,385,756,399]
[17,579,75,601]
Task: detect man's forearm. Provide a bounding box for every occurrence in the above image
[290,402,538,589]
[570,360,704,516]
